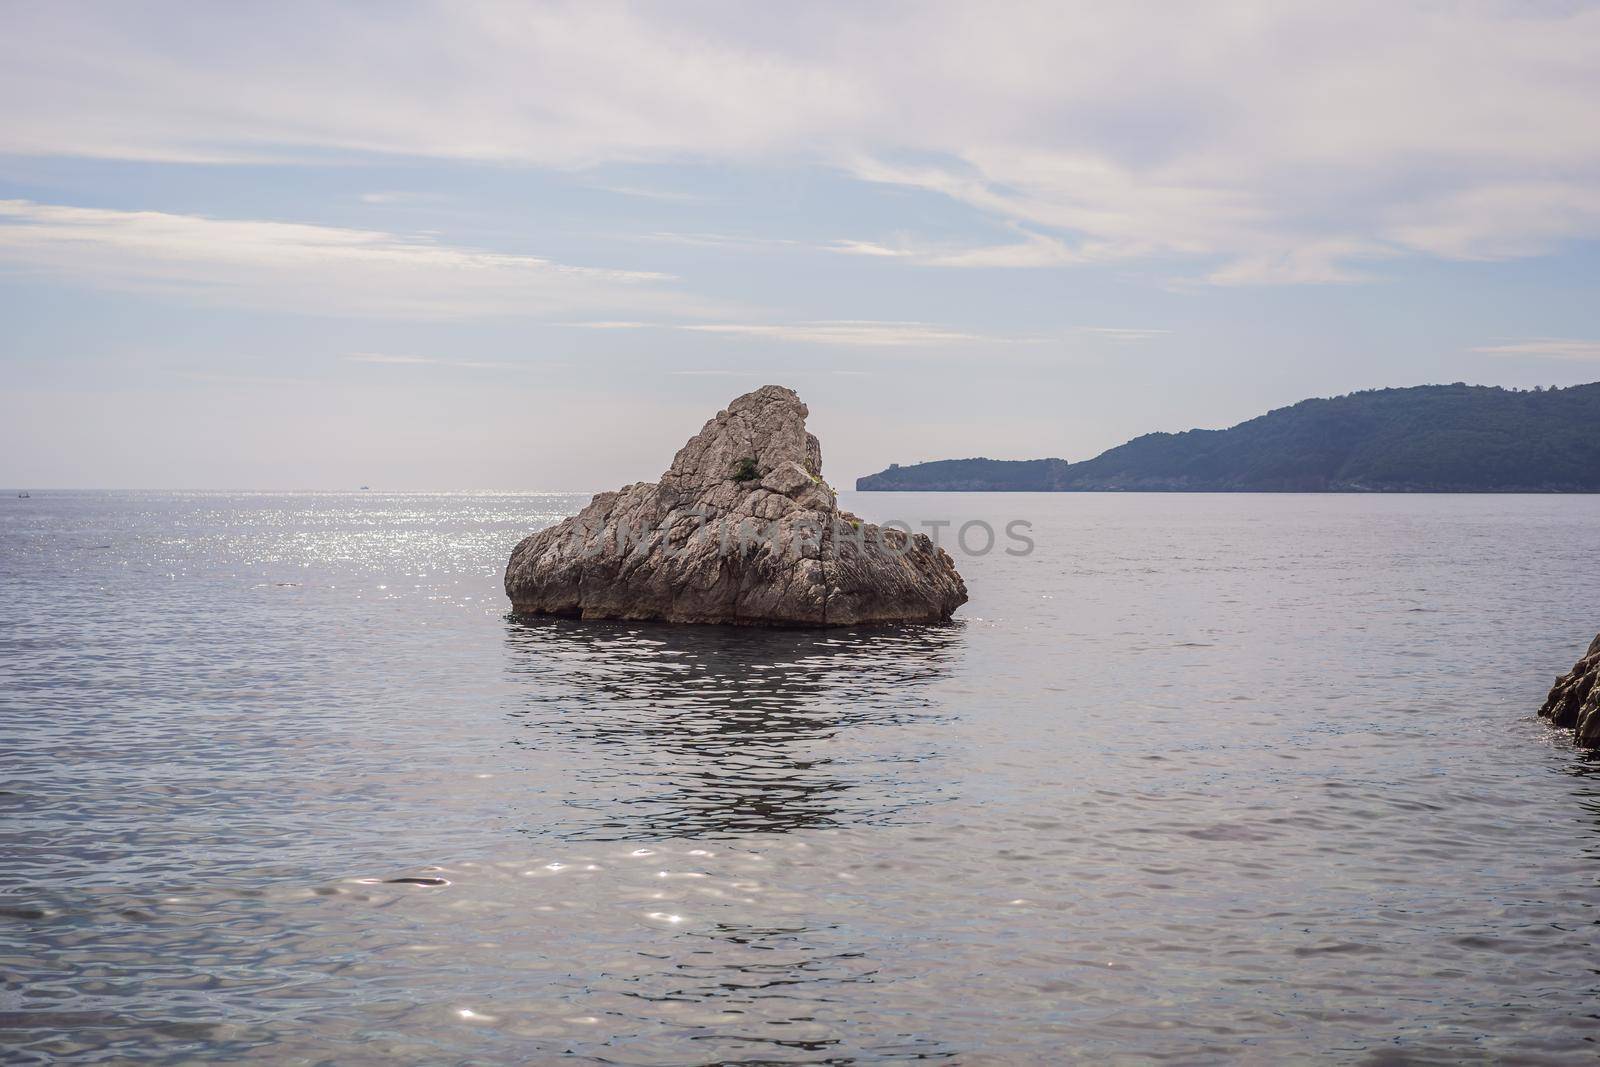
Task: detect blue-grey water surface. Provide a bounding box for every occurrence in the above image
[4,490,1600,1064]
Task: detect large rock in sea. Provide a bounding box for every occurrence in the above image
[1539,632,1600,747]
[505,385,968,626]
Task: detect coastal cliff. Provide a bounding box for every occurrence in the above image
[858,382,1600,492]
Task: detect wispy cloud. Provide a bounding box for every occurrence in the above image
[1387,185,1600,262]
[358,191,454,206]
[569,319,1032,347]
[346,353,517,370]
[668,367,877,377]
[590,185,711,204]
[1203,239,1398,286]
[643,228,1080,270]
[175,371,319,388]
[683,321,996,347]
[1472,338,1600,361]
[0,199,710,319]
[3,4,1599,284]
[639,231,808,251]
[1077,327,1171,343]
[829,229,1080,269]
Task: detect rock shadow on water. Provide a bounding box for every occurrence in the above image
[502,616,962,840]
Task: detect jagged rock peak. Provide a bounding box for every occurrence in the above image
[661,385,823,497]
[504,385,968,626]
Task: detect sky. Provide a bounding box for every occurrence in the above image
[3,0,1599,490]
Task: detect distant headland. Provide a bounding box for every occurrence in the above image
[857,382,1600,493]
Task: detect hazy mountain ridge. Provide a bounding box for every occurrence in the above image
[856,383,1600,492]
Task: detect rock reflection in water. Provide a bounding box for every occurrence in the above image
[503,618,961,840]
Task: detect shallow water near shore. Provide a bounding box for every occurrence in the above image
[4,490,1600,1064]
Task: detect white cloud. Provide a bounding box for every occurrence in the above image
[640,227,1081,270]
[1472,338,1600,361]
[828,228,1080,269]
[0,199,703,318]
[358,191,454,206]
[1078,327,1171,343]
[1386,184,1600,261]
[175,371,319,388]
[684,321,996,347]
[346,353,517,369]
[2,3,1600,283]
[589,185,711,204]
[570,319,1030,347]
[1203,238,1398,287]
[639,231,808,251]
[668,367,877,377]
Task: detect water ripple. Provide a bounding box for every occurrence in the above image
[5,491,1600,1063]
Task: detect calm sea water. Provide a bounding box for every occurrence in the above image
[4,490,1600,1064]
